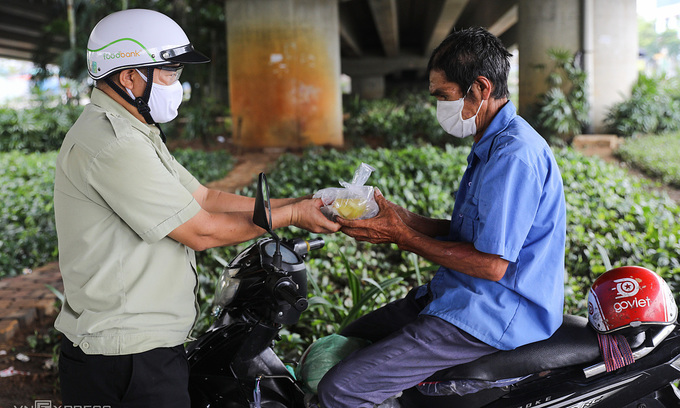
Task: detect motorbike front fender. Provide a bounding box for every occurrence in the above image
[189,346,305,408]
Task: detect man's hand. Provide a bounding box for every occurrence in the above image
[336,189,404,245]
[170,189,339,252]
[290,198,342,234]
[337,189,509,281]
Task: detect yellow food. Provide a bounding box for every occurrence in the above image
[333,198,367,220]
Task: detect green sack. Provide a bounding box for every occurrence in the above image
[296,334,370,394]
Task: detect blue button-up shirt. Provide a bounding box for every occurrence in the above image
[419,101,566,350]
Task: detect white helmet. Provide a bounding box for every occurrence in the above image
[87,9,209,80]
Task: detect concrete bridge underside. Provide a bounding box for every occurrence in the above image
[0,0,637,147]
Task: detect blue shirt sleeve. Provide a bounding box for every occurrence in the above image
[475,151,541,263]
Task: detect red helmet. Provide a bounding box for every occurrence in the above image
[588,266,677,334]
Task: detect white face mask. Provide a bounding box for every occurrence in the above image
[436,87,484,138]
[126,69,184,123]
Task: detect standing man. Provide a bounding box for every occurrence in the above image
[54,9,339,407]
[318,27,566,408]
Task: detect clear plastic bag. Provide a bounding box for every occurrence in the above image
[375,393,402,407]
[416,375,529,396]
[313,163,379,220]
[296,334,370,394]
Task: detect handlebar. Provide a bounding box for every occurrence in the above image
[290,237,325,256]
[274,281,308,312]
[308,237,325,251]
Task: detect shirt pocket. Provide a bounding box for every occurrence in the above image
[456,196,480,243]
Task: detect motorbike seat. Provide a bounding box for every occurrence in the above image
[427,315,600,382]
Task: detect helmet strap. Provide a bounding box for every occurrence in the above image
[103,67,167,143]
[104,66,156,126]
[134,67,155,125]
[596,332,635,372]
[155,124,167,143]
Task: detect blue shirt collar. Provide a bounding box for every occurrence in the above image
[472,100,516,163]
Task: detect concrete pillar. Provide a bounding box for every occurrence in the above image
[517,0,637,134]
[518,0,580,119]
[590,0,637,133]
[226,0,343,148]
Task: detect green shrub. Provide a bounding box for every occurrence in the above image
[0,149,233,279]
[172,98,231,147]
[193,145,469,343]
[0,103,83,153]
[194,145,680,355]
[557,148,680,313]
[615,133,680,187]
[532,48,589,143]
[0,151,58,277]
[605,74,680,137]
[170,148,235,184]
[0,95,231,154]
[342,90,462,149]
[3,143,679,357]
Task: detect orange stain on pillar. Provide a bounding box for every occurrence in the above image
[229,25,343,148]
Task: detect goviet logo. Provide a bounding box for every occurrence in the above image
[612,277,640,299]
[611,277,651,314]
[103,49,142,60]
[613,296,652,314]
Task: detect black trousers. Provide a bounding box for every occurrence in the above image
[59,337,190,408]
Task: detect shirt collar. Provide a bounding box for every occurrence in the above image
[90,88,161,139]
[472,100,516,162]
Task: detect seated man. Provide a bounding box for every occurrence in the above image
[317,27,567,408]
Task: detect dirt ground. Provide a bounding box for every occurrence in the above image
[1,142,678,407]
[205,150,283,193]
[0,317,61,407]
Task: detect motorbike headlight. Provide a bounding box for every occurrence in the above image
[212,268,241,315]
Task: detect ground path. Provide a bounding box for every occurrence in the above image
[206,150,283,192]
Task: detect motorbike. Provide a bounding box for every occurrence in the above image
[186,172,680,408]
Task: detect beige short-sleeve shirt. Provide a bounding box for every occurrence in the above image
[54,88,202,355]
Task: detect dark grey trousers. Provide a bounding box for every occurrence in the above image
[59,337,190,408]
[317,289,497,408]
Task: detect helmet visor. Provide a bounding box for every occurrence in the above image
[161,44,210,64]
